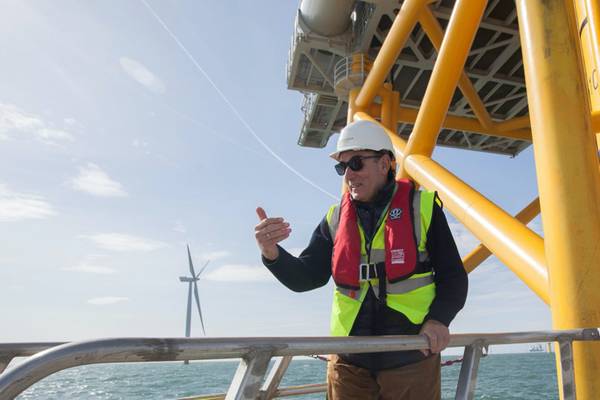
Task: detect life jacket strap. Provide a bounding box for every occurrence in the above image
[359,262,381,281]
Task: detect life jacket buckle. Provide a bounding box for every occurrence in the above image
[359,263,378,281]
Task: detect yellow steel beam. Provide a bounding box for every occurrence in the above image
[495,115,531,132]
[593,110,600,133]
[400,0,487,178]
[391,90,400,133]
[357,109,548,301]
[584,0,600,67]
[404,154,549,303]
[341,88,364,194]
[347,88,361,124]
[516,0,600,398]
[463,197,540,273]
[396,106,531,141]
[574,0,600,115]
[584,0,600,112]
[418,6,494,131]
[380,83,396,131]
[368,103,532,140]
[354,0,429,110]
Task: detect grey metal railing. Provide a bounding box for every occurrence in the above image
[0,329,598,400]
[0,342,65,375]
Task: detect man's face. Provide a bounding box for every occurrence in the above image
[338,150,390,202]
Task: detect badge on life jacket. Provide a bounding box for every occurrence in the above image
[389,208,402,220]
[391,248,405,264]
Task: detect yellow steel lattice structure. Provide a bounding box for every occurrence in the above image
[288,0,600,397]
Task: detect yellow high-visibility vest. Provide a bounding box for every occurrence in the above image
[326,189,439,336]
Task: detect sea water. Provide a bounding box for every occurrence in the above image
[14,353,558,399]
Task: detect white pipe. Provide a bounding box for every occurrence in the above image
[299,0,355,37]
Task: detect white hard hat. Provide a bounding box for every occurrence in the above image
[329,120,394,160]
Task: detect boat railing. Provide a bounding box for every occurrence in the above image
[0,328,598,400]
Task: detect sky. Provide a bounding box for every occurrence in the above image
[0,0,551,355]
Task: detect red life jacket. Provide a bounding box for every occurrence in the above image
[331,179,418,289]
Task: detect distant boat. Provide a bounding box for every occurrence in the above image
[529,344,544,352]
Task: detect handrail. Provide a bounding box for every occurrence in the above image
[0,329,598,400]
[0,342,65,374]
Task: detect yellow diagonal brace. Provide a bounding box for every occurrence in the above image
[354,0,429,110]
[380,84,396,131]
[584,0,600,77]
[404,154,549,303]
[418,6,494,131]
[593,111,600,133]
[396,106,531,141]
[368,103,531,140]
[400,0,487,178]
[463,197,540,273]
[354,113,548,303]
[495,115,531,132]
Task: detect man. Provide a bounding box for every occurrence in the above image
[255,120,467,399]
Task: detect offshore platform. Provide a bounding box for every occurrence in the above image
[287,0,600,398]
[0,0,599,399]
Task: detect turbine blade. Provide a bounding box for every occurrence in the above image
[196,260,210,279]
[193,281,206,335]
[187,244,197,277]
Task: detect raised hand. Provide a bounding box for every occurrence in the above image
[255,207,291,261]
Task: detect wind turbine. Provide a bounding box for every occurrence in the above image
[179,245,209,340]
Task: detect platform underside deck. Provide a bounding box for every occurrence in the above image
[287,0,530,156]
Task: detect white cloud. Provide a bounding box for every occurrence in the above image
[173,221,186,233]
[86,233,167,252]
[132,138,149,148]
[0,184,56,221]
[447,221,480,256]
[446,215,544,259]
[0,103,74,144]
[37,128,73,143]
[64,265,115,274]
[62,255,115,274]
[469,288,532,303]
[203,264,273,282]
[87,297,129,305]
[200,250,230,261]
[71,163,127,197]
[120,57,166,94]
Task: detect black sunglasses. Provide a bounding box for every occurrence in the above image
[334,154,383,176]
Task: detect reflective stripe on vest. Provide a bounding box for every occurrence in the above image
[327,186,438,336]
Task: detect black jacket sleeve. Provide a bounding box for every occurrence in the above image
[262,216,333,292]
[425,202,468,327]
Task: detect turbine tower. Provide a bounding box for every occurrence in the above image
[179,245,208,339]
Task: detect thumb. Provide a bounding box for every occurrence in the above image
[256,207,267,221]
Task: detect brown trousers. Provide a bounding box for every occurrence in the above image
[326,354,441,400]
